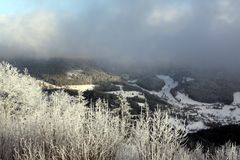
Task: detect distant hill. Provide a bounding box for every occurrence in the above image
[2,57,121,85]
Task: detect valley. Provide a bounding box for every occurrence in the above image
[36,63,240,133]
[8,58,240,133]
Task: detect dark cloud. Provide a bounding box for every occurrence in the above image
[0,0,240,69]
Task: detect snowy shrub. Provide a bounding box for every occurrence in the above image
[213,143,240,160]
[0,62,43,117]
[0,62,240,160]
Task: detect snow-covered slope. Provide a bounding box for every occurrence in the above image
[153,75,240,132]
[65,85,95,92]
[175,92,212,106]
[38,79,95,92]
[127,75,240,133]
[107,85,145,99]
[37,80,62,89]
[233,92,240,105]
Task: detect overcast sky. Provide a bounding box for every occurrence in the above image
[0,0,240,68]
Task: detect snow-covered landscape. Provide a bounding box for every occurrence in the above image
[2,0,240,158]
[107,85,145,99]
[39,72,240,133]
[154,75,240,132]
[65,84,96,92]
[38,79,96,92]
[233,92,240,105]
[112,75,240,132]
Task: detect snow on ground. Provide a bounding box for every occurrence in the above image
[110,91,145,99]
[154,75,240,132]
[128,79,138,83]
[148,75,180,105]
[175,92,212,106]
[65,85,95,92]
[37,80,62,89]
[38,78,95,92]
[138,103,145,107]
[233,92,240,105]
[198,105,240,122]
[169,117,186,130]
[156,75,178,99]
[128,75,240,132]
[186,121,207,132]
[108,85,145,99]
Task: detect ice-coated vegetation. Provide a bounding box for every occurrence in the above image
[0,62,240,160]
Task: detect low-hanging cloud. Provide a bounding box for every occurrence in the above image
[0,0,240,69]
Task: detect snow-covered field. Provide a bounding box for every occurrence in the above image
[126,75,240,132]
[107,85,145,99]
[152,75,240,132]
[186,121,206,131]
[175,92,213,106]
[37,80,62,89]
[41,73,240,133]
[38,79,95,92]
[154,75,178,101]
[233,92,240,105]
[128,79,138,83]
[65,85,96,92]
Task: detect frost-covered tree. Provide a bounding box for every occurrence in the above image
[0,62,239,160]
[95,98,108,112]
[113,94,132,120]
[0,62,43,117]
